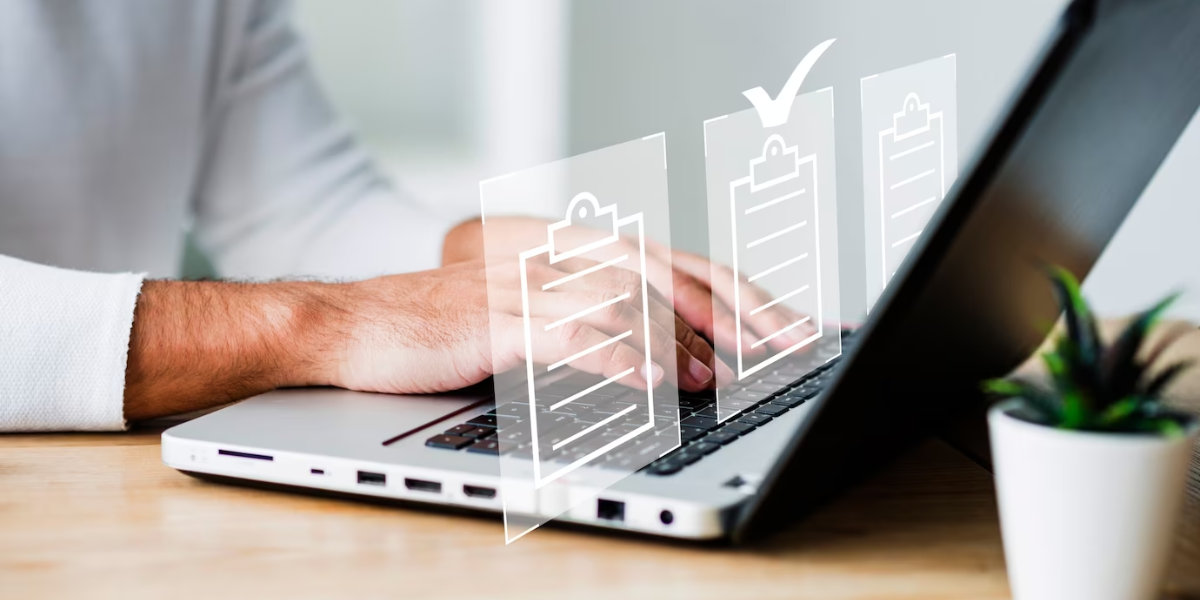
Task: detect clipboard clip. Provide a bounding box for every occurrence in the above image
[892,93,932,139]
[547,192,621,263]
[750,134,800,192]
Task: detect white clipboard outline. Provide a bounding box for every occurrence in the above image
[878,93,945,288]
[518,192,657,488]
[728,135,825,382]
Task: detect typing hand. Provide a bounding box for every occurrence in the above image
[321,259,725,395]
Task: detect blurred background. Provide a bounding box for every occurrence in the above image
[276,0,1200,322]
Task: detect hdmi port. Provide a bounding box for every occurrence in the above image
[404,478,442,493]
[463,485,496,499]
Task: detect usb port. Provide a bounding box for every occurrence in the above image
[463,485,496,499]
[310,468,325,475]
[404,478,442,493]
[357,471,387,486]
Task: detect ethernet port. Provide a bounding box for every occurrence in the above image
[597,499,625,522]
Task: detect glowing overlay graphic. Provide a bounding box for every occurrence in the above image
[861,55,958,310]
[479,133,679,543]
[703,40,843,422]
[518,193,656,488]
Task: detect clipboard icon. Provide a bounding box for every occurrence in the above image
[518,192,658,488]
[878,93,946,286]
[728,135,825,381]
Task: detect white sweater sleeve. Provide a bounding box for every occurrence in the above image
[0,255,145,432]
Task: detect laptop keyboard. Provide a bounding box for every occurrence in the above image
[425,331,855,476]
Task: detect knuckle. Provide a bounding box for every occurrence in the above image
[557,321,588,347]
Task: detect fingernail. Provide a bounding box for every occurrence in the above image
[687,356,714,386]
[714,359,735,387]
[642,362,665,387]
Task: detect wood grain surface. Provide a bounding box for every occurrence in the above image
[2,321,1199,600]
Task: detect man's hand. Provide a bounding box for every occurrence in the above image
[124,260,722,421]
[443,216,817,360]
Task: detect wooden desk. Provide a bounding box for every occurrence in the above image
[2,427,1196,600]
[5,322,1200,599]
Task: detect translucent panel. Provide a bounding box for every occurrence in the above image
[703,88,843,422]
[478,134,680,544]
[861,54,959,310]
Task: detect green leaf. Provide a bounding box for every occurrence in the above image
[1142,360,1194,399]
[1046,266,1103,404]
[1098,397,1140,426]
[1102,292,1181,401]
[983,378,1062,425]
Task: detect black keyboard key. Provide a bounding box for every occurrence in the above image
[721,422,756,436]
[465,414,498,428]
[692,441,721,455]
[653,404,683,418]
[693,406,718,419]
[466,439,500,455]
[747,382,781,393]
[444,424,475,436]
[462,427,495,440]
[737,413,773,426]
[703,431,738,445]
[679,426,706,443]
[494,403,529,418]
[719,398,760,412]
[425,435,473,450]
[647,460,684,476]
[771,395,808,408]
[674,448,705,465]
[755,404,788,416]
[679,415,719,431]
[498,427,530,446]
[730,390,768,402]
[678,397,714,411]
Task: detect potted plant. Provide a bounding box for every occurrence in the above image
[984,267,1198,600]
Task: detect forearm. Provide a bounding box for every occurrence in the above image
[123,280,346,421]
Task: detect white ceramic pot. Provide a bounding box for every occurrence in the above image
[989,401,1197,600]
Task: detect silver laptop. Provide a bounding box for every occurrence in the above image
[162,0,1200,542]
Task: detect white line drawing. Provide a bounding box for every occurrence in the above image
[518,192,655,488]
[743,39,837,128]
[728,135,824,381]
[878,93,947,288]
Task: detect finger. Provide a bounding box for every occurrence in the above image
[672,312,734,387]
[524,318,663,390]
[553,257,718,391]
[522,290,692,389]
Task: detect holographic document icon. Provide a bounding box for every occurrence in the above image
[878,93,947,285]
[728,134,824,380]
[518,192,655,488]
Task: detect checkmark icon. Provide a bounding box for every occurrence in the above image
[743,38,837,128]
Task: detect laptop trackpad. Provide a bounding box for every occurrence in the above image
[166,387,486,456]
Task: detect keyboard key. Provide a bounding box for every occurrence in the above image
[721,422,756,436]
[755,404,788,416]
[678,397,714,411]
[647,460,684,476]
[494,403,529,418]
[498,427,530,446]
[693,406,719,419]
[679,426,706,443]
[674,449,705,465]
[771,395,808,408]
[466,439,500,455]
[730,390,768,402]
[654,404,683,418]
[425,435,473,450]
[444,424,475,436]
[747,382,781,394]
[462,427,495,440]
[692,441,721,455]
[465,414,498,428]
[719,398,760,412]
[680,415,718,431]
[702,431,738,445]
[737,413,773,426]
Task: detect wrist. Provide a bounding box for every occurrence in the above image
[275,281,355,389]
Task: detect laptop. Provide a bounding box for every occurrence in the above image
[162,0,1200,543]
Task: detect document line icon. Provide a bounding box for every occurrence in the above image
[518,192,658,488]
[879,93,946,286]
[729,134,824,380]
